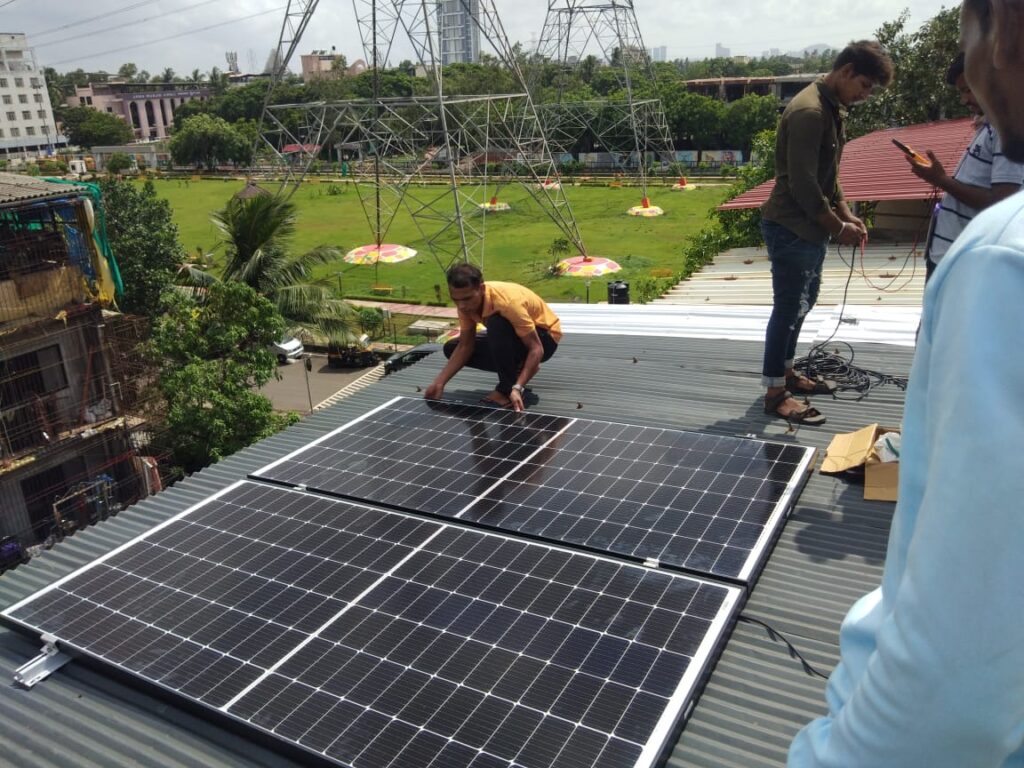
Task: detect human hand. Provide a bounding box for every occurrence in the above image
[508,388,525,412]
[835,221,863,246]
[907,151,946,185]
[847,216,868,239]
[424,381,444,400]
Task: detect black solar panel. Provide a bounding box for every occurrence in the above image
[3,482,741,768]
[253,397,814,582]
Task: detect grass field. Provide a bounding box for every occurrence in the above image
[147,178,729,305]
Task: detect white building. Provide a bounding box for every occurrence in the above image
[0,33,63,157]
[715,42,731,59]
[437,0,480,65]
[651,46,667,63]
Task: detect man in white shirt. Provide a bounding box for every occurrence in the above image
[788,1,1024,765]
[907,51,1024,280]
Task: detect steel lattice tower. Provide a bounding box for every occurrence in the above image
[258,0,588,272]
[533,0,675,212]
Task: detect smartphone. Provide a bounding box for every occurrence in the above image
[892,138,931,166]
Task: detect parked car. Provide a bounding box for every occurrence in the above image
[383,343,442,375]
[0,535,27,572]
[269,336,304,364]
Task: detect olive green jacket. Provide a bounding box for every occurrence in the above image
[761,77,846,243]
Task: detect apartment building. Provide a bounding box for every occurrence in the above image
[0,33,63,156]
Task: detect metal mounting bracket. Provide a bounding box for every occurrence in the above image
[14,634,71,689]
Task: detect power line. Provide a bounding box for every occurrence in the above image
[0,0,22,9]
[35,0,223,50]
[30,0,162,38]
[45,6,287,67]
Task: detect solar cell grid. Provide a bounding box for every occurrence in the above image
[3,482,741,768]
[254,397,814,582]
[256,399,573,516]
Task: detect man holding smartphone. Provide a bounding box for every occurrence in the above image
[760,41,893,424]
[907,52,1024,280]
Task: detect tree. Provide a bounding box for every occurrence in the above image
[182,194,356,340]
[189,68,205,83]
[117,63,138,80]
[169,113,252,169]
[156,67,176,83]
[660,86,725,149]
[99,178,185,315]
[721,94,780,155]
[148,282,295,474]
[61,106,134,147]
[846,7,964,138]
[105,152,132,175]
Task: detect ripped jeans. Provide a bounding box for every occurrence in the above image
[761,219,827,388]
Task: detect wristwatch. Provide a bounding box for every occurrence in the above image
[511,384,525,394]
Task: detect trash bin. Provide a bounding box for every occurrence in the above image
[607,280,630,304]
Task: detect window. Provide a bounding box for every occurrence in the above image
[37,110,45,119]
[84,96,92,105]
[21,110,30,120]
[33,93,42,103]
[25,126,34,136]
[106,107,112,112]
[18,94,27,103]
[14,77,23,87]
[0,78,7,87]
[41,125,49,134]
[5,111,14,121]
[0,129,4,138]
[1,95,10,104]
[30,77,39,87]
[10,127,19,136]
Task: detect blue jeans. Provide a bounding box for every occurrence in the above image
[761,219,827,388]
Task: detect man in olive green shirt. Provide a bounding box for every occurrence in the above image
[761,41,893,424]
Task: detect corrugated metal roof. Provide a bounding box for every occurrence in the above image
[0,173,88,208]
[653,241,926,306]
[0,332,913,767]
[553,302,922,347]
[720,117,977,210]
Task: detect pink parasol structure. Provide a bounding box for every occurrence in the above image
[343,243,418,265]
[557,255,622,276]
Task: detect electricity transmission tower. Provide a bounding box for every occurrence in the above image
[258,0,589,273]
[533,0,675,215]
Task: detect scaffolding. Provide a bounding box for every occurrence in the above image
[0,178,171,565]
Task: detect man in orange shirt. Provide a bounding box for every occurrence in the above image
[424,263,561,411]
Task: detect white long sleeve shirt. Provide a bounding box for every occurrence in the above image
[789,191,1024,767]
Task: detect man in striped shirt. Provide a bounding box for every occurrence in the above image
[908,52,1024,280]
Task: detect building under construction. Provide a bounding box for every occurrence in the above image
[0,174,165,569]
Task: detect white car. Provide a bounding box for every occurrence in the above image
[270,336,304,364]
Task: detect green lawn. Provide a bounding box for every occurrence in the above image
[147,178,729,305]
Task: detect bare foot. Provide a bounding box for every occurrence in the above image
[480,390,511,407]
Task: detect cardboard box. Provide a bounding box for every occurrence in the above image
[820,423,900,502]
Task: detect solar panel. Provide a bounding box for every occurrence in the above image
[2,481,741,768]
[253,397,815,582]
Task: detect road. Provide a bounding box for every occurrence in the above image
[257,354,373,413]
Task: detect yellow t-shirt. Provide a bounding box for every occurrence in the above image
[458,281,562,343]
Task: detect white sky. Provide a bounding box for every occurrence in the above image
[2,0,954,76]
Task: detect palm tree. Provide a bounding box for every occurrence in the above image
[189,68,205,83]
[180,194,356,341]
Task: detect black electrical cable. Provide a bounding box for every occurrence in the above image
[738,614,831,680]
[792,241,910,400]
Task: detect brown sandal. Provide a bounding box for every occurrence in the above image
[764,390,827,425]
[785,374,838,395]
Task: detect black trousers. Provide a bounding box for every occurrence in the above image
[443,315,558,395]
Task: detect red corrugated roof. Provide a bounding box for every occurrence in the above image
[719,117,977,210]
